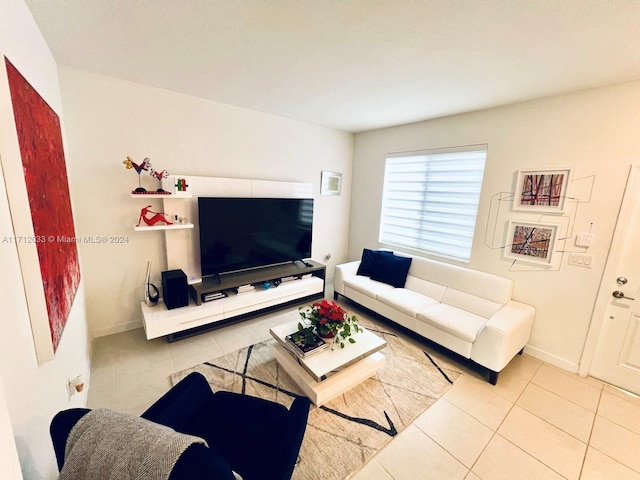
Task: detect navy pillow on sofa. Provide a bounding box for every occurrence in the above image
[370,254,412,288]
[356,248,394,277]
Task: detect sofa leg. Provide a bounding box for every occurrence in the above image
[487,370,499,385]
[333,291,339,300]
[518,347,524,355]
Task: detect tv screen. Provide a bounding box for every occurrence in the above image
[198,197,313,277]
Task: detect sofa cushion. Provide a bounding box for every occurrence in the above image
[406,256,513,305]
[417,304,488,342]
[343,275,395,298]
[441,288,505,318]
[377,289,440,318]
[404,275,447,302]
[356,248,394,277]
[370,254,412,288]
[438,265,513,305]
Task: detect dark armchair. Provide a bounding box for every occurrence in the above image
[50,372,311,480]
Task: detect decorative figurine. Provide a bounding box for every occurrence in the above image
[144,261,159,307]
[175,177,189,192]
[123,156,151,193]
[136,205,173,227]
[149,167,170,192]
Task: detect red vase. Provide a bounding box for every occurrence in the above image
[316,328,335,339]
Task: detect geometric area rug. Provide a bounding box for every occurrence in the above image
[170,317,462,479]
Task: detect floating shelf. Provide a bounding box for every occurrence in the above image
[130,193,192,198]
[134,223,194,232]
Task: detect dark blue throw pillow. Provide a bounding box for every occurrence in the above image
[370,254,412,288]
[356,249,394,277]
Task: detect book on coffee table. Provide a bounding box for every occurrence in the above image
[284,331,329,359]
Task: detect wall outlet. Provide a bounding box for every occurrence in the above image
[568,253,593,268]
[67,374,84,399]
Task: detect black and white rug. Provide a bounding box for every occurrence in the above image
[171,317,462,479]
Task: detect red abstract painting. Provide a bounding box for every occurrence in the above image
[5,58,80,353]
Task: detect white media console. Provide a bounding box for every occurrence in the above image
[141,260,326,341]
[138,174,324,341]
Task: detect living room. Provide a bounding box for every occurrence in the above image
[1,1,640,479]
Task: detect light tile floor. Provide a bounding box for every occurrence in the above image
[88,298,640,480]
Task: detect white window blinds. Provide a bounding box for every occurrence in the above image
[379,146,487,262]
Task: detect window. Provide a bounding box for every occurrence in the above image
[379,145,487,262]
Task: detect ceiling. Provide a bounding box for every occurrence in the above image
[26,0,640,133]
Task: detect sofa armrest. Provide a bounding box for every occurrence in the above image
[334,261,360,297]
[470,300,535,372]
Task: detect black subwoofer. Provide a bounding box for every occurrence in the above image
[161,269,189,310]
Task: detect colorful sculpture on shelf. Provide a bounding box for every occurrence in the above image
[175,177,189,192]
[136,205,173,227]
[144,261,159,307]
[149,167,170,192]
[123,156,151,193]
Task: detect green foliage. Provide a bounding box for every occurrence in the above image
[298,300,362,350]
[294,323,317,345]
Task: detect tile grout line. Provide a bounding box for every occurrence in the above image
[422,361,545,478]
[493,361,595,480]
[515,386,597,445]
[530,378,601,413]
[465,362,542,477]
[577,386,605,480]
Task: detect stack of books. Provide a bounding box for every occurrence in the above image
[202,291,228,303]
[235,284,255,295]
[284,331,329,359]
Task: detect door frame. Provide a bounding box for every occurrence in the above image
[579,164,640,377]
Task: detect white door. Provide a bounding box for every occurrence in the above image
[588,165,640,395]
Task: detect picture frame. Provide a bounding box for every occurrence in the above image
[2,58,81,363]
[512,168,572,213]
[320,171,342,195]
[504,220,558,266]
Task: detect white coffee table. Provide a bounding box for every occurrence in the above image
[269,320,387,405]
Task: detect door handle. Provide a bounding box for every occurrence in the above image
[612,290,635,300]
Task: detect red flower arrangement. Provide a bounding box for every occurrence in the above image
[298,299,362,349]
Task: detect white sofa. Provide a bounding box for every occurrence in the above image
[334,253,535,384]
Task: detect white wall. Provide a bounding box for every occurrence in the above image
[351,82,640,371]
[0,380,22,480]
[0,2,91,479]
[57,67,354,337]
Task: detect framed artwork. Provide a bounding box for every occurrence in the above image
[504,221,558,266]
[3,57,81,363]
[321,171,342,195]
[512,168,572,213]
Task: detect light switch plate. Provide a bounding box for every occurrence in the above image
[575,233,593,248]
[569,253,593,268]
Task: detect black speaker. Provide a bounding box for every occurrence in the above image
[161,269,188,310]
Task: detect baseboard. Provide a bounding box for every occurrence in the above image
[523,345,579,374]
[92,320,143,338]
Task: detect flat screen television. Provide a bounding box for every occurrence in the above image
[198,197,313,278]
